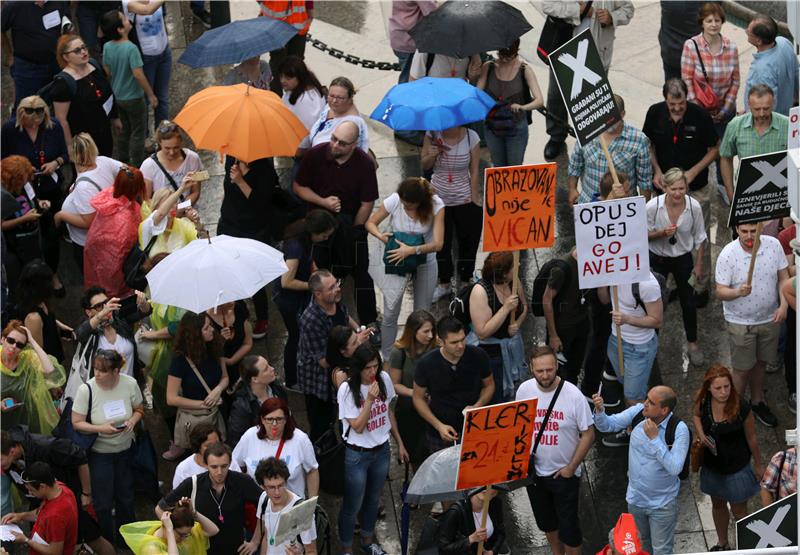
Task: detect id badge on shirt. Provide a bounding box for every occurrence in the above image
[42,11,60,30]
[102,94,114,116]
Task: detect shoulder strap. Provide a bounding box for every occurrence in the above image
[150,153,179,191]
[631,407,645,430]
[75,176,102,193]
[425,53,436,76]
[185,357,213,395]
[665,414,679,447]
[580,1,594,20]
[691,40,710,81]
[632,282,644,311]
[532,378,565,455]
[143,234,158,256]
[85,383,94,425]
[191,475,197,510]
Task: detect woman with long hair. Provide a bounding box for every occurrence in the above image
[278,55,326,131]
[692,365,763,551]
[17,259,73,362]
[337,344,408,555]
[227,356,288,447]
[120,497,219,555]
[389,310,436,468]
[325,325,364,391]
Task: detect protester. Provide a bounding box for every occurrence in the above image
[366,176,444,358]
[138,179,198,257]
[646,168,707,364]
[408,51,481,82]
[715,223,789,428]
[469,252,527,402]
[205,300,253,387]
[140,121,203,203]
[172,423,221,489]
[74,1,116,57]
[326,325,362,391]
[223,56,272,91]
[17,259,71,362]
[298,77,370,153]
[778,223,797,412]
[71,349,144,546]
[274,210,337,389]
[692,365,762,551]
[388,1,438,84]
[259,0,313,94]
[476,39,543,168]
[227,356,288,447]
[421,125,481,301]
[413,316,494,454]
[0,320,64,435]
[597,513,648,555]
[337,344,408,555]
[517,346,594,555]
[743,13,799,116]
[438,487,506,555]
[1,96,69,293]
[278,55,327,131]
[592,386,690,555]
[121,497,219,555]
[659,1,701,81]
[389,310,437,468]
[760,437,798,505]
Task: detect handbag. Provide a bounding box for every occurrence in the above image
[383,231,425,276]
[174,357,226,448]
[131,423,162,503]
[53,383,97,451]
[123,235,158,292]
[61,335,96,411]
[527,378,565,479]
[690,437,705,473]
[690,40,720,111]
[536,2,593,64]
[314,424,350,497]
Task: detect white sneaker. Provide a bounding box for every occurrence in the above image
[432,284,451,302]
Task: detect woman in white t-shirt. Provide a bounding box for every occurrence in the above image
[337,344,408,555]
[366,177,444,359]
[277,56,327,131]
[171,422,221,489]
[420,125,482,301]
[231,397,319,499]
[140,121,202,203]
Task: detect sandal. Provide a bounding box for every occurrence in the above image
[709,544,729,551]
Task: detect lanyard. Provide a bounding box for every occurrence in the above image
[208,485,227,523]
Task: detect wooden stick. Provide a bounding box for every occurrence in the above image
[613,286,624,377]
[510,250,521,326]
[745,221,764,286]
[598,134,621,187]
[476,489,491,555]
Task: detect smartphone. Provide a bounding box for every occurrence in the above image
[118,294,138,318]
[191,170,210,182]
[177,199,192,210]
[2,399,17,409]
[114,424,127,430]
[705,435,718,456]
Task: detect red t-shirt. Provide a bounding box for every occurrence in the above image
[30,482,78,555]
[778,225,796,255]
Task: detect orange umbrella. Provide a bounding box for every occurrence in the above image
[174,83,308,162]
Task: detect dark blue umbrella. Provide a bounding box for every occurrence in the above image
[370,77,495,132]
[178,16,297,68]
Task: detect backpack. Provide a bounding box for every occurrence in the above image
[449,281,479,328]
[424,52,436,76]
[631,409,692,479]
[36,59,104,106]
[632,272,669,314]
[530,258,571,317]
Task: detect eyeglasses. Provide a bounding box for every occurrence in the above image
[90,298,109,310]
[22,107,45,115]
[264,483,286,492]
[158,121,178,134]
[330,135,355,147]
[66,45,88,55]
[4,337,27,349]
[327,94,349,102]
[263,417,286,425]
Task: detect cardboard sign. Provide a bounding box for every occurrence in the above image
[455,399,538,490]
[574,197,650,289]
[482,163,557,252]
[789,107,799,219]
[727,151,790,226]
[550,28,622,146]
[736,493,796,549]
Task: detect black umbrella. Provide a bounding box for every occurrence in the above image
[409,1,533,59]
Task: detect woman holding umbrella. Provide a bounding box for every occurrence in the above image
[223,56,272,91]
[298,77,370,154]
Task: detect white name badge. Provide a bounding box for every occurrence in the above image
[102,399,127,421]
[103,94,114,116]
[42,11,60,30]
[24,183,36,200]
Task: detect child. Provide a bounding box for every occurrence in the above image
[597,170,631,202]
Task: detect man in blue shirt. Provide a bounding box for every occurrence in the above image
[744,14,799,116]
[592,386,690,555]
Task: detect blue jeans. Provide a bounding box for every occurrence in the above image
[338,442,391,548]
[607,333,658,401]
[76,3,101,49]
[394,50,413,84]
[141,47,172,131]
[628,498,678,555]
[10,57,59,106]
[484,117,529,168]
[89,447,136,546]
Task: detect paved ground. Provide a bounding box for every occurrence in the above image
[2,2,797,554]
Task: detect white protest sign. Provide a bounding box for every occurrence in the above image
[574,197,650,289]
[789,107,799,220]
[273,496,318,547]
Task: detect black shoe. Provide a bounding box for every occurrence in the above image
[544,139,565,160]
[192,9,212,28]
[751,402,778,427]
[694,289,710,308]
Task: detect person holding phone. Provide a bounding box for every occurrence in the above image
[140,121,203,203]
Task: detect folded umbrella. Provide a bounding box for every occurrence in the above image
[178,16,297,68]
[405,445,465,504]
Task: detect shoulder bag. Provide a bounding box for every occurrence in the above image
[690,40,720,111]
[174,357,226,448]
[123,235,158,292]
[536,2,593,64]
[383,231,425,276]
[53,383,97,451]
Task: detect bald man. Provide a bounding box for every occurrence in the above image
[293,121,379,324]
[591,386,690,555]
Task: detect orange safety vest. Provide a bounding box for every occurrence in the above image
[258,1,310,35]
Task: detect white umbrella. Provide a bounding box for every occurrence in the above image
[145,235,288,313]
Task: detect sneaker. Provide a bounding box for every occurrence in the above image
[430,501,443,516]
[252,319,268,339]
[688,346,704,366]
[432,284,451,302]
[162,441,186,461]
[192,9,212,28]
[361,543,388,555]
[751,402,778,427]
[602,430,630,448]
[766,359,782,374]
[789,393,797,415]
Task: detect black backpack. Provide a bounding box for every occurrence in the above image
[530,258,571,317]
[449,281,479,328]
[631,409,692,479]
[36,58,104,106]
[632,272,669,314]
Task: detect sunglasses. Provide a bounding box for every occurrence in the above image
[330,135,355,147]
[22,107,45,115]
[4,337,27,349]
[158,121,178,134]
[90,298,109,310]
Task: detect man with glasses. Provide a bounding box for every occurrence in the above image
[294,121,380,327]
[591,386,690,555]
[296,270,371,442]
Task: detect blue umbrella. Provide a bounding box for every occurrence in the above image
[370,77,496,131]
[178,17,297,68]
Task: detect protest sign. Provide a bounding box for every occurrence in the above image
[273,496,318,547]
[736,493,796,549]
[789,107,799,219]
[574,197,650,289]
[482,163,557,252]
[456,398,538,490]
[727,151,789,227]
[550,28,621,146]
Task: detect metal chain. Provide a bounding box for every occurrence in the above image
[306,33,400,71]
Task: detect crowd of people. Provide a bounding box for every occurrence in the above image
[0,1,798,555]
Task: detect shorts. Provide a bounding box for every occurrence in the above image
[726,321,780,370]
[78,506,103,542]
[607,333,658,401]
[700,464,760,503]
[526,475,582,547]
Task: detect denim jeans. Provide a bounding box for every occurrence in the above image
[141,47,172,131]
[89,447,136,546]
[484,117,529,168]
[115,97,147,166]
[338,442,391,548]
[394,50,413,84]
[76,3,101,49]
[628,498,678,555]
[10,57,59,106]
[607,333,658,401]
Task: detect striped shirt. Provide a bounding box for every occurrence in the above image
[681,33,740,115]
[427,129,479,206]
[719,112,788,159]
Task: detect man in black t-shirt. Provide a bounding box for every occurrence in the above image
[413,316,494,454]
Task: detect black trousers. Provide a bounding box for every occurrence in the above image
[650,251,697,342]
[786,307,796,395]
[274,292,307,387]
[438,203,482,283]
[37,185,64,276]
[549,317,590,385]
[583,292,611,395]
[305,393,335,443]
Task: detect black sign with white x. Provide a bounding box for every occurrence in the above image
[550,28,621,146]
[736,492,797,549]
[728,150,790,226]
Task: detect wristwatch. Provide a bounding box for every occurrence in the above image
[415,245,423,256]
